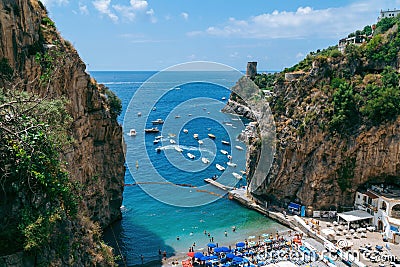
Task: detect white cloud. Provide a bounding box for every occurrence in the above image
[41,0,69,6]
[229,52,240,58]
[188,0,387,39]
[79,3,89,15]
[181,12,189,21]
[130,0,148,10]
[296,52,305,59]
[146,9,157,23]
[92,0,118,22]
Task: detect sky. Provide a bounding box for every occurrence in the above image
[41,0,400,71]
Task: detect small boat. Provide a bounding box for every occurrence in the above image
[227,162,237,167]
[175,115,181,118]
[152,107,157,111]
[235,145,244,150]
[137,112,142,117]
[240,170,246,175]
[128,129,137,136]
[221,97,226,100]
[183,129,188,133]
[198,140,203,145]
[136,160,139,169]
[175,146,183,153]
[153,139,160,144]
[225,123,233,126]
[170,139,176,144]
[201,157,210,164]
[216,164,225,171]
[227,155,232,160]
[145,127,160,133]
[175,87,180,90]
[152,118,164,125]
[155,135,163,139]
[187,153,195,159]
[208,133,216,139]
[156,147,162,153]
[203,108,206,110]
[188,114,192,116]
[232,172,242,179]
[220,150,228,155]
[168,133,176,137]
[221,140,230,145]
[193,134,199,139]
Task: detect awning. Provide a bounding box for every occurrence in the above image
[337,210,373,222]
[288,202,301,211]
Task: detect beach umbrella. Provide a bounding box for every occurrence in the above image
[226,253,236,259]
[207,243,217,248]
[194,252,204,259]
[214,247,223,253]
[200,256,210,261]
[236,242,245,247]
[187,252,195,257]
[262,233,269,238]
[264,239,272,243]
[233,257,244,262]
[209,255,218,260]
[220,246,230,252]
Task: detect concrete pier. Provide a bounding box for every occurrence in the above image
[203,178,234,191]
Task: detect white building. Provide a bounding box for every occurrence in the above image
[354,185,400,244]
[378,9,400,21]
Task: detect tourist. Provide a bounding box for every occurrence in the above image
[224,230,227,237]
[140,254,144,264]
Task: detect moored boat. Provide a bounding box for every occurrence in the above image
[201,157,210,164]
[183,129,189,133]
[145,127,160,133]
[220,150,228,155]
[137,112,142,116]
[193,133,199,139]
[175,146,183,153]
[208,133,216,139]
[170,139,176,144]
[153,139,160,144]
[198,140,203,145]
[235,145,244,150]
[227,162,237,167]
[152,118,164,124]
[232,172,242,179]
[216,164,225,171]
[128,129,137,136]
[221,140,230,145]
[187,153,195,159]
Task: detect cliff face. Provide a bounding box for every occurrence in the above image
[0,0,125,264]
[246,37,400,210]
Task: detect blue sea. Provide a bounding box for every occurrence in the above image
[90,70,287,266]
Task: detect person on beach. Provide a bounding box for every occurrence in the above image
[140,254,144,264]
[163,251,167,259]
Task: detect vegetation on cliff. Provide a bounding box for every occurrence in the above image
[0,1,123,265]
[247,14,400,208]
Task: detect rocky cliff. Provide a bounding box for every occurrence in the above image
[243,21,400,211]
[0,0,125,265]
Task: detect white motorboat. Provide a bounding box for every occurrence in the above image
[201,157,210,164]
[137,112,142,117]
[227,155,232,160]
[235,145,244,150]
[155,135,163,139]
[170,139,176,144]
[145,127,159,133]
[208,133,216,139]
[198,140,203,145]
[152,118,164,125]
[216,164,225,171]
[240,170,246,175]
[221,97,226,100]
[221,140,230,145]
[220,150,228,155]
[152,107,157,111]
[232,172,243,179]
[175,146,183,153]
[175,115,181,118]
[128,129,137,136]
[193,133,199,139]
[227,162,237,167]
[183,129,188,133]
[187,153,195,159]
[153,139,160,144]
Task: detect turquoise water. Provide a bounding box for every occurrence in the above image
[90,70,287,266]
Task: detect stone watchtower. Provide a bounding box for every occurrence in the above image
[246,62,257,78]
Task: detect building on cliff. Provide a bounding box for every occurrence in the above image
[246,62,257,78]
[378,8,400,21]
[354,185,400,244]
[338,35,368,53]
